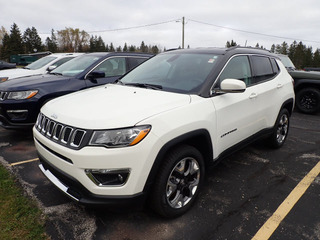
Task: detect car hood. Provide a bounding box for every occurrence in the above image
[42,84,191,129]
[0,74,71,91]
[289,70,320,80]
[0,68,43,80]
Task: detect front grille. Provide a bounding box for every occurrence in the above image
[0,91,7,101]
[35,113,87,149]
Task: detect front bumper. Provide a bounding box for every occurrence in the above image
[38,154,146,206]
[0,100,39,129]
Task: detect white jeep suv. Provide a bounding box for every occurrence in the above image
[33,47,295,218]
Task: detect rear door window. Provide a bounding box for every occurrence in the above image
[251,56,276,83]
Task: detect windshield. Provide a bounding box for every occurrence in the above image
[51,55,100,77]
[120,53,219,94]
[278,55,296,69]
[25,56,57,70]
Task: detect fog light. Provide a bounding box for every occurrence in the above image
[7,110,28,120]
[85,169,130,186]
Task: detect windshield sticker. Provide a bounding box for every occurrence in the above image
[208,58,215,63]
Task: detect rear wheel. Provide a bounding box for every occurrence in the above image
[296,87,320,114]
[268,108,290,148]
[150,145,205,218]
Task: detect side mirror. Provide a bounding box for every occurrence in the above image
[87,70,105,80]
[47,65,57,72]
[220,79,246,93]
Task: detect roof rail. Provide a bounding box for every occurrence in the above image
[226,46,272,53]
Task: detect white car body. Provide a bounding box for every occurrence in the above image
[33,47,295,217]
[0,53,83,81]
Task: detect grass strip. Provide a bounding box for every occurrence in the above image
[0,164,48,240]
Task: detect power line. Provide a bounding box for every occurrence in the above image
[188,19,320,45]
[39,19,180,35]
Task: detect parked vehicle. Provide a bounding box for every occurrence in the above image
[0,52,152,129]
[279,54,320,114]
[0,53,83,82]
[0,60,16,70]
[33,47,295,218]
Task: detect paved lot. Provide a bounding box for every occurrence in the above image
[0,111,319,240]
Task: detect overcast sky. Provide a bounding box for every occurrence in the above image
[2,0,320,51]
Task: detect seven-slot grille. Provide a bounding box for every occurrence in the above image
[0,91,7,101]
[35,113,87,149]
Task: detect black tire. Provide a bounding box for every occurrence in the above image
[268,108,290,149]
[150,145,205,218]
[296,87,320,114]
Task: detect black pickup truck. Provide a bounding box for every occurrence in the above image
[279,54,320,114]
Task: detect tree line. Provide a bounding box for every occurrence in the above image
[0,23,161,61]
[1,23,320,69]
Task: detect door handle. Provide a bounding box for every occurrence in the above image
[249,93,258,99]
[277,84,283,89]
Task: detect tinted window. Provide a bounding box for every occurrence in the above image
[219,56,252,86]
[251,56,275,83]
[128,57,148,71]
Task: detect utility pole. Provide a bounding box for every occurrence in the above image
[182,16,185,49]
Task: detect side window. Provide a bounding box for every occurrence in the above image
[128,57,148,71]
[219,56,252,86]
[270,58,280,74]
[251,56,275,83]
[94,57,126,77]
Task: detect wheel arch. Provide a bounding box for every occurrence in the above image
[295,80,320,92]
[143,129,213,193]
[281,98,294,116]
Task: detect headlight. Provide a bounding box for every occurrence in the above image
[7,90,38,100]
[89,125,151,147]
[0,77,8,82]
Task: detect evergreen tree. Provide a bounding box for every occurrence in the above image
[1,23,24,60]
[23,27,43,53]
[123,43,128,52]
[226,40,237,48]
[8,23,24,54]
[109,42,115,52]
[313,49,320,67]
[116,45,122,52]
[304,47,313,67]
[288,41,297,60]
[89,35,105,52]
[270,44,276,53]
[129,45,136,52]
[280,41,288,55]
[139,41,147,52]
[151,45,159,54]
[45,29,58,52]
[1,33,10,60]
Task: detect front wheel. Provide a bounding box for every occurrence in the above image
[268,108,290,148]
[150,145,205,218]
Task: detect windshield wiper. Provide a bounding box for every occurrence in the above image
[125,83,163,90]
